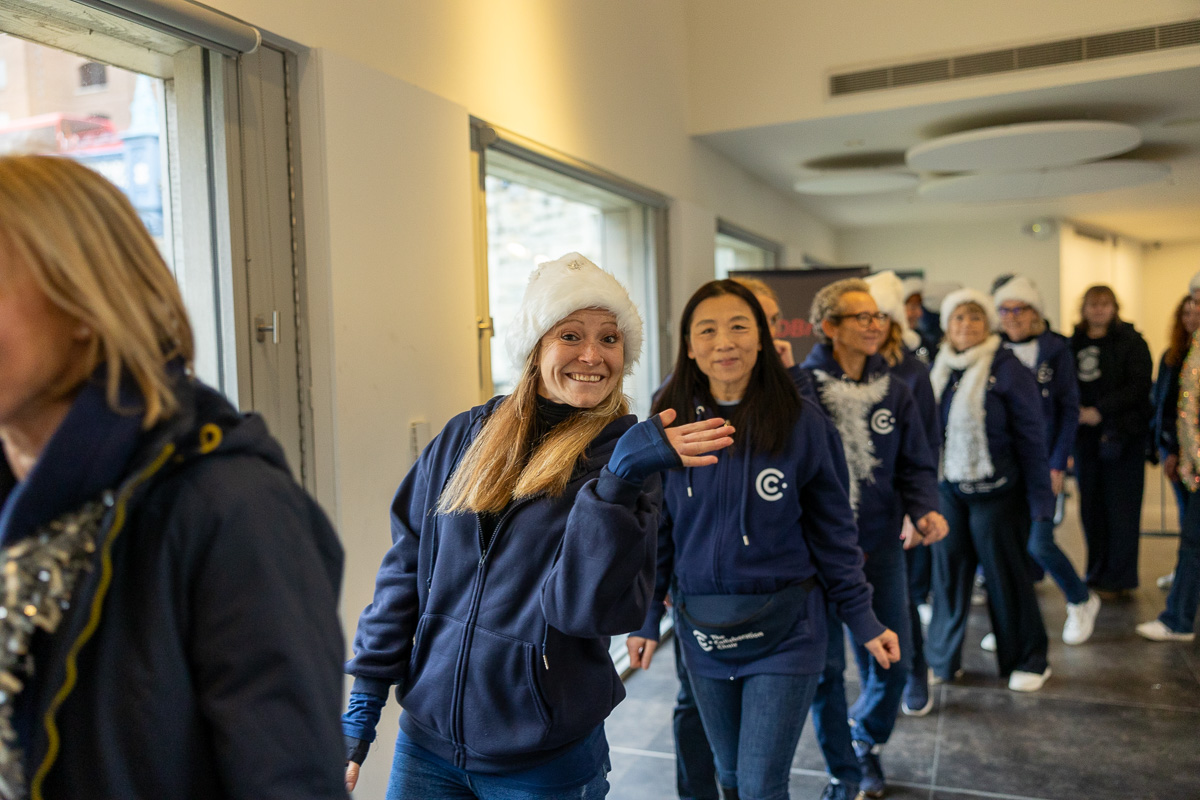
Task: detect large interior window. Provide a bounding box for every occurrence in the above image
[716,220,781,278]
[476,132,667,420]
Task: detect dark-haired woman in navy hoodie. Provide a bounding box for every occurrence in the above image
[626,279,899,800]
[341,254,733,800]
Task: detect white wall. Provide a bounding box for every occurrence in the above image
[685,0,1200,133]
[1142,240,1200,361]
[836,219,1063,327]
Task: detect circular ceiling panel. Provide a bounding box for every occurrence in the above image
[917,160,1169,203]
[793,171,918,196]
[906,121,1142,172]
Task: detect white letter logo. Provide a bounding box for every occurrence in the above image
[870,409,896,435]
[755,468,787,501]
[693,630,713,652]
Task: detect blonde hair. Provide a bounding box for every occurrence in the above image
[437,354,629,514]
[0,156,193,428]
[879,321,905,366]
[731,276,779,306]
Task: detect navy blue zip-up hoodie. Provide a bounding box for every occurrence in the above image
[801,344,939,554]
[635,398,884,679]
[937,347,1055,520]
[1002,330,1079,471]
[345,397,661,774]
[894,347,941,456]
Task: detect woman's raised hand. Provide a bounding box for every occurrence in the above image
[658,408,735,467]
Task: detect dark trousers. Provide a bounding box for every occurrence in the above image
[673,618,719,800]
[927,483,1049,678]
[1161,488,1200,634]
[906,545,931,680]
[1074,432,1144,591]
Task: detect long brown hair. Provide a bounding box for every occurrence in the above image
[653,279,800,455]
[437,352,629,514]
[1075,284,1121,334]
[0,156,193,429]
[1165,295,1196,368]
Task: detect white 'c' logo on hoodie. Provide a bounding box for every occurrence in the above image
[755,468,787,501]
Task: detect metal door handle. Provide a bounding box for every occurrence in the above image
[256,311,279,344]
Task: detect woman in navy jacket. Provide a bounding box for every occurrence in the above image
[802,277,946,800]
[342,254,732,800]
[0,155,347,799]
[926,289,1055,693]
[993,276,1099,645]
[626,279,898,800]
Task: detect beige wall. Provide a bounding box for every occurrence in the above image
[685,0,1200,133]
[1142,240,1200,363]
[837,218,1064,328]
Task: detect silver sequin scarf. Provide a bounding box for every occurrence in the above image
[812,370,890,513]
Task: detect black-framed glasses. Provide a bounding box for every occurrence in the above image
[831,311,889,328]
[997,304,1032,317]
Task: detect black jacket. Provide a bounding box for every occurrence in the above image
[1070,320,1153,447]
[12,380,347,800]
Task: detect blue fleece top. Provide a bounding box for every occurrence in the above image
[894,347,941,457]
[635,397,884,679]
[937,347,1055,520]
[345,396,665,775]
[801,344,940,554]
[1002,330,1079,471]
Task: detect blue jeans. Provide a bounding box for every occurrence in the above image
[1027,519,1089,605]
[385,746,610,799]
[1161,488,1200,634]
[689,671,819,800]
[813,545,911,784]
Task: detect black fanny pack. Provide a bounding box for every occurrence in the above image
[674,577,816,663]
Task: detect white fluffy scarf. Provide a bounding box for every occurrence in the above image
[929,334,1002,482]
[813,370,890,512]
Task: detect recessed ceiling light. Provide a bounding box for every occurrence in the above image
[907,120,1142,172]
[793,171,919,195]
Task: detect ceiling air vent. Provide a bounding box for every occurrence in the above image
[831,17,1200,96]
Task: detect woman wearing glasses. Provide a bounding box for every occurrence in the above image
[992,276,1099,645]
[926,289,1055,692]
[801,278,946,800]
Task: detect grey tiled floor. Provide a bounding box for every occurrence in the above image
[606,497,1200,800]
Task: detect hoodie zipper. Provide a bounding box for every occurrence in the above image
[449,497,532,768]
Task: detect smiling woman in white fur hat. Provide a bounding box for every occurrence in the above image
[992,276,1099,648]
[926,289,1056,694]
[342,253,734,799]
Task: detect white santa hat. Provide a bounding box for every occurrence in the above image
[865,271,921,350]
[940,287,1000,332]
[505,252,644,374]
[902,277,924,302]
[992,275,1044,318]
[1189,270,1200,294]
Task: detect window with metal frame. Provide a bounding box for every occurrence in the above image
[716,219,781,278]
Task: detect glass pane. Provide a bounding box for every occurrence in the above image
[0,34,224,389]
[716,230,776,278]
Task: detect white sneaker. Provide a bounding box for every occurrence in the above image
[1008,667,1051,692]
[928,668,963,686]
[918,603,932,627]
[980,632,996,652]
[1062,591,1101,645]
[1157,572,1175,590]
[1135,619,1196,642]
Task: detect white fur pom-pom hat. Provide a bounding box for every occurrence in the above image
[940,287,1000,332]
[505,252,644,375]
[992,275,1044,318]
[865,271,920,350]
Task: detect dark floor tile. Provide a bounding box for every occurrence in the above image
[931,686,1200,800]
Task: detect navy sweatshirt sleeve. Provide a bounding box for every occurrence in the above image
[633,499,675,640]
[909,363,942,455]
[999,359,1055,520]
[1047,341,1080,471]
[540,469,663,638]
[1154,355,1181,457]
[796,417,886,646]
[891,385,940,523]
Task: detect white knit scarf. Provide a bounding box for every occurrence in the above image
[929,334,1002,483]
[812,370,890,512]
